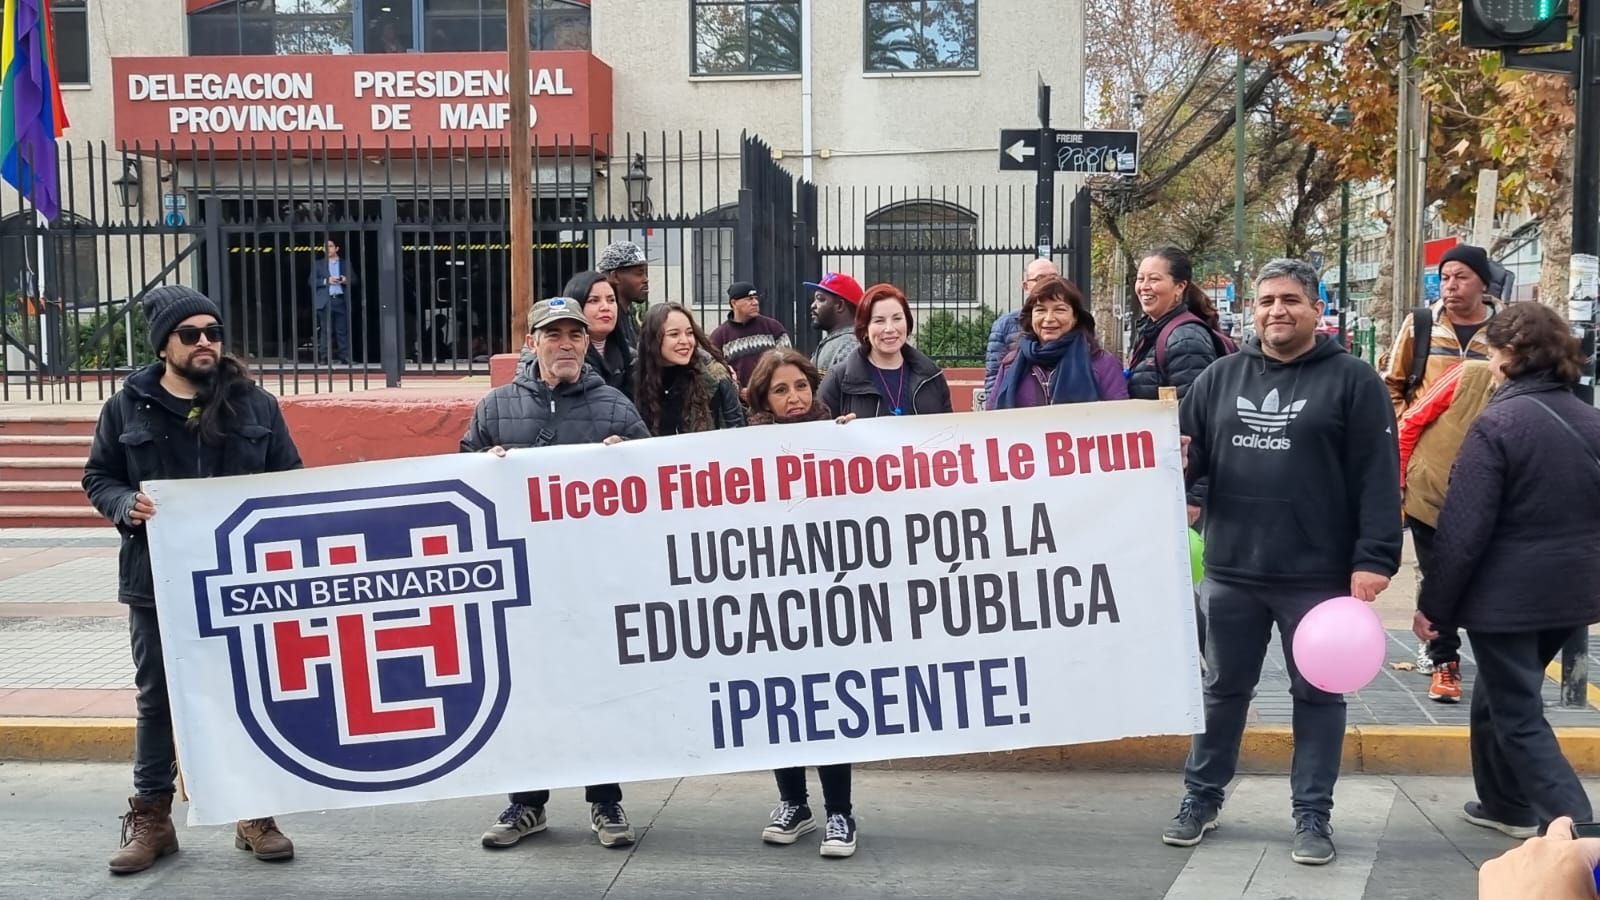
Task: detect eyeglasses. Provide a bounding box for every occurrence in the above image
[173,324,224,345]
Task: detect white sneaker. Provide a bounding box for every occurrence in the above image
[819,813,857,858]
[481,802,547,848]
[1414,641,1435,675]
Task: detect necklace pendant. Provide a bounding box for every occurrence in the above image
[893,407,903,415]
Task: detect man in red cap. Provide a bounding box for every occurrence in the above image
[804,272,863,374]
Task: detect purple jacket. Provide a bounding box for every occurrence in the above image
[988,348,1129,409]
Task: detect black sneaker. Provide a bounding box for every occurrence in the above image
[819,813,857,858]
[591,802,635,848]
[1291,813,1336,865]
[1161,796,1218,847]
[762,801,816,845]
[480,802,547,848]
[1462,800,1538,839]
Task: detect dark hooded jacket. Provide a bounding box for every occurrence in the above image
[1179,335,1401,587]
[82,362,303,606]
[818,344,952,420]
[461,351,650,451]
[1418,379,1600,633]
[585,337,634,400]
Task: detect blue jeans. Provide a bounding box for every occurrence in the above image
[1183,579,1347,818]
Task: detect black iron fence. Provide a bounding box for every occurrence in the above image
[816,184,1091,368]
[1,133,1090,398]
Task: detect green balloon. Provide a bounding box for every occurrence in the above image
[1189,529,1206,586]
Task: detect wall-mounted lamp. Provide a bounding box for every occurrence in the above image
[621,153,652,217]
[113,161,143,211]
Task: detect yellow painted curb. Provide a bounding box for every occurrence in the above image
[1543,660,1600,710]
[7,719,1600,776]
[0,717,133,762]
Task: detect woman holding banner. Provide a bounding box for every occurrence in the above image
[744,347,859,858]
[634,303,746,435]
[820,283,953,422]
[987,275,1128,410]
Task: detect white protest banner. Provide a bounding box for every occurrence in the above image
[145,401,1203,825]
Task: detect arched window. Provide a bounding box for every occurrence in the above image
[695,203,738,306]
[0,212,99,311]
[863,200,978,306]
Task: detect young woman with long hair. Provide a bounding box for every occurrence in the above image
[741,347,858,857]
[633,303,745,435]
[563,270,633,398]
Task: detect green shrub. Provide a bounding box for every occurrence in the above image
[917,305,994,368]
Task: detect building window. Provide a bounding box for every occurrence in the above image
[0,212,100,313]
[424,0,590,53]
[864,1,978,72]
[53,0,89,85]
[190,0,357,56]
[695,204,738,307]
[863,200,977,307]
[189,0,588,55]
[691,1,801,75]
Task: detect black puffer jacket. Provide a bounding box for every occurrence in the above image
[460,352,651,451]
[587,339,634,400]
[1418,379,1600,633]
[819,344,952,419]
[1127,303,1220,400]
[82,362,304,606]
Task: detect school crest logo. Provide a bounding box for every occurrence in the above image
[194,481,530,792]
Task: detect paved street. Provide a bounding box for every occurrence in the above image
[0,764,1557,899]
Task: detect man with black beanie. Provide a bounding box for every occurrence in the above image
[709,280,790,387]
[1381,242,1500,699]
[82,284,304,875]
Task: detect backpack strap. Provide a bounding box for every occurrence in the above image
[1154,310,1230,374]
[1403,306,1434,405]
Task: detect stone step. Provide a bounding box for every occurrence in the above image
[0,457,87,482]
[0,435,94,458]
[0,505,105,528]
[0,481,90,508]
[0,416,97,437]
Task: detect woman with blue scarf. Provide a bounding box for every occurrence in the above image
[988,275,1128,409]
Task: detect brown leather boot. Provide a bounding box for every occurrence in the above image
[235,817,295,861]
[108,794,180,874]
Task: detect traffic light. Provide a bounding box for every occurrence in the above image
[1462,0,1570,49]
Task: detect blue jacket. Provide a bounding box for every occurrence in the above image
[984,310,1022,396]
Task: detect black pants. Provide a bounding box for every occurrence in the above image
[1408,517,1461,665]
[511,784,621,807]
[314,296,352,363]
[774,765,852,816]
[130,604,179,799]
[1468,628,1593,827]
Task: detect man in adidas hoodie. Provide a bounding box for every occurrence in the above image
[1162,258,1401,866]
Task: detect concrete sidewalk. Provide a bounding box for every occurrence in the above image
[4,526,1600,772]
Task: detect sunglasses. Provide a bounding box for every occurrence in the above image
[174,324,224,345]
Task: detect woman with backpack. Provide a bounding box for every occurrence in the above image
[1127,247,1234,400]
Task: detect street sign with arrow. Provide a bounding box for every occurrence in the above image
[998,128,1140,175]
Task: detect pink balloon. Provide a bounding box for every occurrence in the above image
[1291,595,1387,694]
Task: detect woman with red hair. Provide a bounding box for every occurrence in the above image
[819,283,953,421]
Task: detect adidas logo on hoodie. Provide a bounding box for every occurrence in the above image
[1232,388,1306,450]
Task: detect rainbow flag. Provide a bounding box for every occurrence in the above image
[0,0,69,220]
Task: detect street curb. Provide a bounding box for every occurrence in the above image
[8,719,1600,775]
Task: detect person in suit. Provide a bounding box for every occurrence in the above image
[310,237,353,364]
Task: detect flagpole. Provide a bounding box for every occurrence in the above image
[35,207,48,371]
